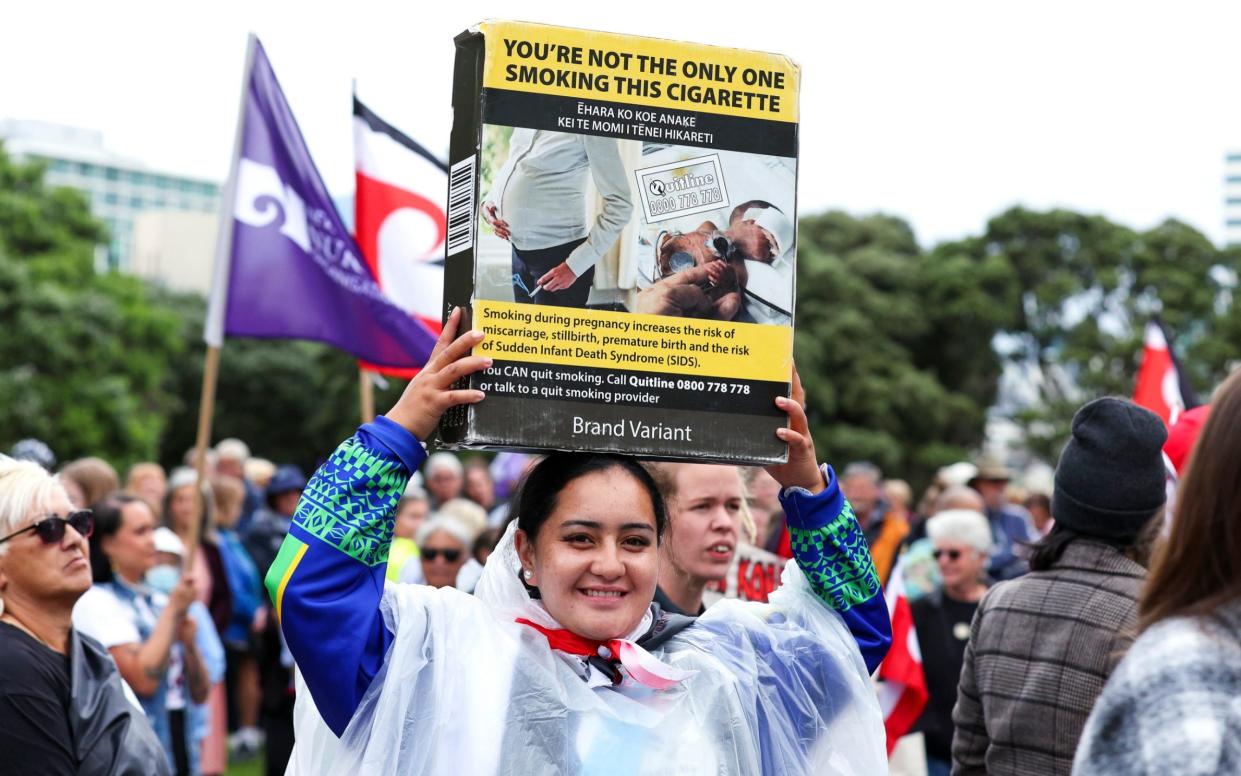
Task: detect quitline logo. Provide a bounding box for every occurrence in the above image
[635,154,729,223]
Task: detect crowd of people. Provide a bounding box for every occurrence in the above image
[0,315,1238,774]
[0,428,543,776]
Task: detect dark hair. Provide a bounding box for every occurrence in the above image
[514,453,666,545]
[1025,492,1051,512]
[89,493,145,584]
[1027,520,1151,572]
[1141,368,1241,632]
[472,527,503,564]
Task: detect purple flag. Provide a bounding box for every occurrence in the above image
[205,36,437,369]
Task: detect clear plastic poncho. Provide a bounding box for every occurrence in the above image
[288,522,886,775]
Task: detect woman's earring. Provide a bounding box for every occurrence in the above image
[523,569,534,581]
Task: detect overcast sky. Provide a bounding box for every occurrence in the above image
[5,0,1240,247]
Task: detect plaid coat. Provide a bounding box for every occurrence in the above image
[951,540,1144,775]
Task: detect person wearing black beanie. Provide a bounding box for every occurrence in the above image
[1050,397,1168,543]
[952,397,1167,776]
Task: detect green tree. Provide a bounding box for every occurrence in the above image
[951,207,1241,459]
[0,146,185,469]
[794,211,1016,488]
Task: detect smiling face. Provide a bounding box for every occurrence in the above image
[516,468,660,641]
[934,539,987,593]
[0,488,93,610]
[662,464,744,585]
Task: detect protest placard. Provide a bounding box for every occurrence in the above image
[442,21,799,462]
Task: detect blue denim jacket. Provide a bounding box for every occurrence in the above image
[104,580,225,775]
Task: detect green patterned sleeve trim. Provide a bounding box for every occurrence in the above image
[787,501,882,612]
[292,436,410,567]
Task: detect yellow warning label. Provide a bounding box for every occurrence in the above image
[472,299,791,382]
[479,20,799,124]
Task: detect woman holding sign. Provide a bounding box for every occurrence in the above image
[270,309,890,775]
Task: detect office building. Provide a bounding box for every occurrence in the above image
[1227,150,1241,247]
[0,119,220,271]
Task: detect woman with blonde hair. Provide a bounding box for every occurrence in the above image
[1075,370,1241,774]
[0,456,167,774]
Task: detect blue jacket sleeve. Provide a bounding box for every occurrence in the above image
[263,415,426,737]
[778,465,892,674]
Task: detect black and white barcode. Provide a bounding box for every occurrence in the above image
[446,157,476,256]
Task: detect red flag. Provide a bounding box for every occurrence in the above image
[353,96,448,377]
[1133,320,1188,426]
[877,558,928,755]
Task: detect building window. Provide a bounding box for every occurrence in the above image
[105,167,119,181]
[131,195,143,208]
[105,192,118,205]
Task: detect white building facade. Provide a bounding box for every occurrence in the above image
[1,119,220,272]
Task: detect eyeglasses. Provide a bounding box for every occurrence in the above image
[421,548,461,563]
[933,548,963,562]
[0,510,95,545]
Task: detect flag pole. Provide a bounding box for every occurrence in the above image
[185,33,257,575]
[350,77,377,426]
[360,367,376,423]
[185,346,222,571]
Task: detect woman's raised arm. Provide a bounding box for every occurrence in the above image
[765,367,892,672]
[264,309,490,736]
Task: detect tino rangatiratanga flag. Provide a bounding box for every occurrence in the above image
[352,96,449,376]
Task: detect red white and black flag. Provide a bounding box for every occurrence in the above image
[353,96,448,375]
[1133,317,1200,426]
[877,558,928,755]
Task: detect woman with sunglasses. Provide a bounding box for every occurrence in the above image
[909,509,993,776]
[268,310,889,775]
[0,456,168,775]
[414,516,472,589]
[74,493,210,775]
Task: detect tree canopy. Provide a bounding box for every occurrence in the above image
[0,147,184,469]
[794,210,1018,487]
[941,207,1241,460]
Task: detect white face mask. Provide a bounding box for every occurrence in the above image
[145,564,181,595]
